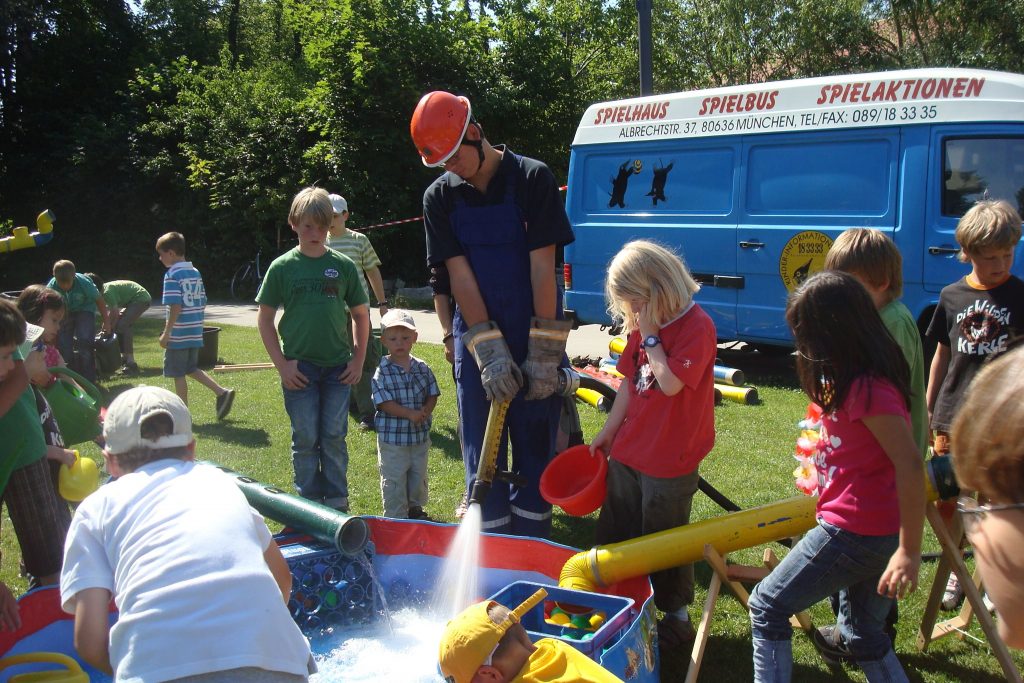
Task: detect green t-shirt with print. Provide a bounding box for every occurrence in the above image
[255,247,369,366]
[102,280,152,309]
[880,299,928,457]
[0,346,46,493]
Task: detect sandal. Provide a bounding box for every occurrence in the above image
[657,615,696,651]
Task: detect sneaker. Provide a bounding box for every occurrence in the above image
[215,389,236,420]
[408,506,433,521]
[942,573,964,611]
[358,417,375,432]
[811,624,854,666]
[657,615,696,651]
[454,492,469,520]
[120,361,140,376]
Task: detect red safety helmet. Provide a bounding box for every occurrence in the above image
[410,91,472,167]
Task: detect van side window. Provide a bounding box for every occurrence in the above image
[943,138,1024,217]
[746,138,892,215]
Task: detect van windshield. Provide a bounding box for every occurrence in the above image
[943,137,1024,217]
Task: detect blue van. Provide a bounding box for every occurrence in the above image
[563,68,1024,350]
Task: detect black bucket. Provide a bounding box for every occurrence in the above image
[94,333,121,375]
[198,326,220,369]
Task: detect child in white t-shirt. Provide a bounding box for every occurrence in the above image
[60,386,313,681]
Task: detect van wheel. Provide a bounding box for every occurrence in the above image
[751,344,793,357]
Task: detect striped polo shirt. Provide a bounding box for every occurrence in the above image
[162,261,206,349]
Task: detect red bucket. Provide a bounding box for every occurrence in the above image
[540,444,608,516]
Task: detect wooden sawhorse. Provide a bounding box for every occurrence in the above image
[917,503,1021,683]
[686,544,815,683]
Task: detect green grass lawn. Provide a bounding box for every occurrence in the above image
[9,318,1020,682]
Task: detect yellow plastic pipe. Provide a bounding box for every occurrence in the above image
[560,495,816,591]
[560,456,953,592]
[716,383,758,404]
[0,210,55,254]
[575,387,610,412]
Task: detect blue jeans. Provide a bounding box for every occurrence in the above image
[282,360,351,509]
[748,520,906,683]
[57,310,96,382]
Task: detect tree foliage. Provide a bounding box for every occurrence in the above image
[3,0,1024,291]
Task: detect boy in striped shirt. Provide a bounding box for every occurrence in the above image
[156,232,235,419]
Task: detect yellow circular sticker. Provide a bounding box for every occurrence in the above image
[633,159,643,173]
[779,231,833,292]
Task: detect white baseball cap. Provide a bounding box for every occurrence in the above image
[380,309,417,331]
[328,193,348,214]
[103,386,193,454]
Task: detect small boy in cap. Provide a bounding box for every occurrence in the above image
[60,385,314,680]
[438,588,624,682]
[371,309,439,519]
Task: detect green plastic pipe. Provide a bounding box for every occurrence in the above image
[206,462,369,555]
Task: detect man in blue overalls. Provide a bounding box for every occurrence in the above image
[411,91,575,538]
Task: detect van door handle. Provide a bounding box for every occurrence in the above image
[739,240,765,249]
[928,246,961,256]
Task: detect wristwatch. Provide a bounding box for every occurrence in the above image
[643,335,661,349]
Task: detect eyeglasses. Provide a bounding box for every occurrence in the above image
[957,496,1024,539]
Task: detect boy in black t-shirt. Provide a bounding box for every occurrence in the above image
[926,198,1024,609]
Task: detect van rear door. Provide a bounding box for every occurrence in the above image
[736,129,901,344]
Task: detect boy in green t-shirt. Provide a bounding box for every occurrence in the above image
[46,260,109,382]
[326,193,388,431]
[0,300,72,587]
[87,273,152,376]
[256,187,370,512]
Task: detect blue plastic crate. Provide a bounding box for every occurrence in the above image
[487,581,634,657]
[278,537,376,634]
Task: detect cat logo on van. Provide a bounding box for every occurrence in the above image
[779,231,833,292]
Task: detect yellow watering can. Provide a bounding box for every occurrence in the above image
[58,451,99,503]
[0,652,88,682]
[43,368,102,447]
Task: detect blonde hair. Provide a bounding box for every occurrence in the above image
[289,187,333,229]
[52,259,76,283]
[156,232,186,256]
[605,240,699,335]
[955,199,1022,262]
[824,228,903,300]
[951,345,1024,503]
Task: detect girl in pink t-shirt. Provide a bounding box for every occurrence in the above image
[748,271,925,682]
[590,240,717,651]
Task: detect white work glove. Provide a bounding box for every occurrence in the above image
[521,317,572,400]
[463,321,523,403]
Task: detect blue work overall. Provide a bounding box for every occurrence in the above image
[451,158,561,538]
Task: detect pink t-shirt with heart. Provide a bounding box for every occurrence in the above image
[814,376,909,536]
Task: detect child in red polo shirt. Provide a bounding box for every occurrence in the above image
[590,239,717,650]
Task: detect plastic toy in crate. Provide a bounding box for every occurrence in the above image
[488,581,634,657]
[279,536,376,634]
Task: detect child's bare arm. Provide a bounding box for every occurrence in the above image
[0,582,20,631]
[257,305,306,390]
[95,297,110,334]
[864,413,925,598]
[341,305,370,385]
[926,343,950,422]
[422,394,438,416]
[365,266,387,309]
[159,303,180,349]
[46,446,76,467]
[377,399,416,421]
[591,382,630,457]
[263,541,292,603]
[637,302,684,395]
[0,361,29,417]
[73,588,113,674]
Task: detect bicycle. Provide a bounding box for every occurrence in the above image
[231,248,266,302]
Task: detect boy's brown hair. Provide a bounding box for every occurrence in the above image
[288,187,333,229]
[16,285,66,325]
[952,344,1024,503]
[824,228,903,300]
[52,259,76,284]
[156,232,187,257]
[955,199,1023,262]
[0,299,27,349]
